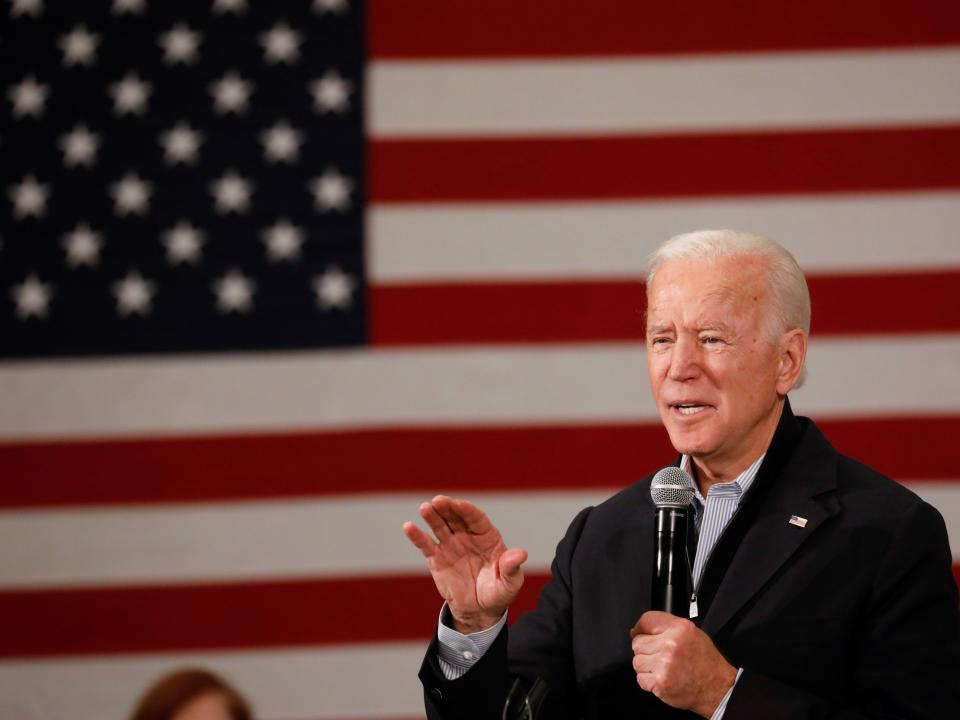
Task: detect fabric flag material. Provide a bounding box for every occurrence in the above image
[1,1,959,719]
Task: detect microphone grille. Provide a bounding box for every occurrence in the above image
[650,466,695,508]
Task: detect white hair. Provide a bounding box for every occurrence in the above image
[647,229,810,385]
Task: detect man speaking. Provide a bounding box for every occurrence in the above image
[403,231,960,718]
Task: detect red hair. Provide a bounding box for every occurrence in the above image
[129,668,253,720]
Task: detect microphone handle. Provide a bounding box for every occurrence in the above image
[651,506,691,617]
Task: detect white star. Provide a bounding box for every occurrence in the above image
[260,121,302,164]
[8,75,49,118]
[11,274,53,320]
[262,219,304,262]
[210,170,253,214]
[309,70,352,114]
[59,124,100,167]
[162,220,204,265]
[213,269,255,313]
[159,121,202,165]
[260,21,302,64]
[310,168,353,212]
[8,175,49,219]
[58,25,99,66]
[110,172,152,216]
[313,266,356,310]
[11,0,43,17]
[109,73,151,115]
[313,0,349,14]
[112,0,146,15]
[212,0,247,14]
[159,23,201,65]
[62,223,103,267]
[112,271,155,316]
[209,71,252,114]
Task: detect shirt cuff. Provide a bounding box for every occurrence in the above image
[436,604,508,680]
[710,667,743,720]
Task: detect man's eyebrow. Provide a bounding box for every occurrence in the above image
[645,322,735,336]
[698,323,733,333]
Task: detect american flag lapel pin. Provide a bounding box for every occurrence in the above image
[789,515,808,528]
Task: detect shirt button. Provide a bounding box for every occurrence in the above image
[462,650,475,660]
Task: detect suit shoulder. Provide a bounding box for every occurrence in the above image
[832,452,941,527]
[800,416,928,513]
[578,471,658,527]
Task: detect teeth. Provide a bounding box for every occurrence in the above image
[676,405,706,416]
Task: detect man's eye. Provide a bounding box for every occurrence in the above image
[702,336,723,344]
[649,337,671,346]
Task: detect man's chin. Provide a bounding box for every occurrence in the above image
[665,427,717,459]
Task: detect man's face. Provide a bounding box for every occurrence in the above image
[646,255,785,472]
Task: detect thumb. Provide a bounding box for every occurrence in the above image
[632,610,675,636]
[498,547,528,581]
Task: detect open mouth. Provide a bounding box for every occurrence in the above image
[672,403,709,417]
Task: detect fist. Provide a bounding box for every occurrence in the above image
[630,611,737,717]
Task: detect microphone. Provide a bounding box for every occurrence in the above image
[650,466,695,617]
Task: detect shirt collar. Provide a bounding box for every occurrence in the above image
[680,453,766,506]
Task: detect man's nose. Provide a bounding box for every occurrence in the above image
[667,336,700,381]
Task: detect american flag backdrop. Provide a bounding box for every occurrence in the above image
[1,1,960,718]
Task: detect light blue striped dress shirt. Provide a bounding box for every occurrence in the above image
[437,453,765,719]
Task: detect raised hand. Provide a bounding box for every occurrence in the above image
[403,495,528,634]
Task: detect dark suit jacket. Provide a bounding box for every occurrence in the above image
[419,401,960,718]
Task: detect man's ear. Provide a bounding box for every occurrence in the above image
[776,329,807,395]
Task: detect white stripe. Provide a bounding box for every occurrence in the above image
[2,482,957,590]
[369,49,960,137]
[0,644,425,720]
[370,193,960,281]
[0,492,606,589]
[0,336,958,438]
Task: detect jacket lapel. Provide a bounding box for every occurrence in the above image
[699,403,841,637]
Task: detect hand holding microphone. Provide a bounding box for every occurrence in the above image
[631,467,736,717]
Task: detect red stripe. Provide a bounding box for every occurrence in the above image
[368,0,960,58]
[0,573,550,658]
[370,272,960,345]
[372,279,646,345]
[369,127,960,203]
[3,565,959,658]
[808,271,960,336]
[817,417,960,482]
[2,416,956,508]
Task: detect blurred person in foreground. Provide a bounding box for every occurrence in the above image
[129,668,252,720]
[404,230,960,719]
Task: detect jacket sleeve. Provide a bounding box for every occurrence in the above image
[726,500,960,719]
[418,506,594,720]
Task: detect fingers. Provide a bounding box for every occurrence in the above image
[403,496,480,555]
[431,495,477,534]
[631,631,658,655]
[632,651,656,675]
[633,610,678,636]
[423,495,499,539]
[419,501,454,541]
[405,495,503,557]
[458,499,498,534]
[402,521,437,558]
[446,496,495,535]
